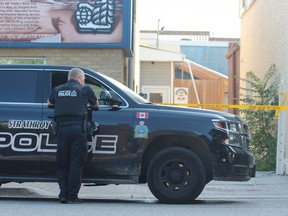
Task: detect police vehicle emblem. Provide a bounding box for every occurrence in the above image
[134,121,148,139]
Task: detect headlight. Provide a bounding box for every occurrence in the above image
[212,119,241,146]
[228,123,237,132]
[212,119,227,130]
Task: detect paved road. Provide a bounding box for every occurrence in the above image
[0,172,287,216]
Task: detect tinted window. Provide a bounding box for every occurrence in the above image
[51,71,104,98]
[50,71,127,106]
[52,72,68,89]
[0,70,42,103]
[51,72,104,98]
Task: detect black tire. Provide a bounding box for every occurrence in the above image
[147,147,206,204]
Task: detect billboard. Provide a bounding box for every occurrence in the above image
[0,0,133,55]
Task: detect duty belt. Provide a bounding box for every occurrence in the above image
[58,120,83,126]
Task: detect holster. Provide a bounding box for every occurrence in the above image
[87,121,99,141]
[51,119,59,135]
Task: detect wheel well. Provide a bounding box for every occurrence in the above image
[139,135,213,183]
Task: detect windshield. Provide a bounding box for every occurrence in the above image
[99,73,150,104]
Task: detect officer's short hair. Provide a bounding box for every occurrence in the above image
[68,68,84,80]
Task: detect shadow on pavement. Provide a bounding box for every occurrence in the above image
[0,187,246,205]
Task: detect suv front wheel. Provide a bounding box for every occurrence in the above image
[147,147,206,204]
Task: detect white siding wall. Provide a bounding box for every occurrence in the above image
[140,61,172,87]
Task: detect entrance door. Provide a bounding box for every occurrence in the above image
[142,86,171,103]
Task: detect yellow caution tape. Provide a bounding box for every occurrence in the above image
[274,93,288,118]
[158,103,288,111]
[157,93,288,119]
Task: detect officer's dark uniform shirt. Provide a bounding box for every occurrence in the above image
[49,79,97,120]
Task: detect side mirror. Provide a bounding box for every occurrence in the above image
[100,90,111,101]
[100,90,122,106]
[139,92,148,99]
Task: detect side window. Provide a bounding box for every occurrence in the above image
[85,75,115,106]
[50,71,126,106]
[52,72,68,89]
[0,70,42,103]
[85,76,105,100]
[86,75,126,106]
[51,72,105,103]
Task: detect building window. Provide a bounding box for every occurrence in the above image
[175,68,192,80]
[240,0,255,16]
[149,93,163,103]
[0,58,45,64]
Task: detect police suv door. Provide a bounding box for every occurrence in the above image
[84,74,137,180]
[42,71,136,181]
[0,69,44,175]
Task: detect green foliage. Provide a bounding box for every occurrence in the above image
[240,64,278,171]
[0,59,45,64]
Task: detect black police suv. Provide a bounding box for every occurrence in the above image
[0,64,255,203]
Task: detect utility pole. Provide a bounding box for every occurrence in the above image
[156,19,160,48]
[156,19,164,49]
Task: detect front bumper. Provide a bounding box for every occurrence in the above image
[212,145,256,181]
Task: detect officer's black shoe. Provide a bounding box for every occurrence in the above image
[59,197,67,204]
[67,198,83,204]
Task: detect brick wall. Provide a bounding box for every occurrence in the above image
[240,0,288,174]
[0,48,128,85]
[241,0,288,79]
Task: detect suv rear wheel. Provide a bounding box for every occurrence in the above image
[147,147,206,204]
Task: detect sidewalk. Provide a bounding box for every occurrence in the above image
[199,171,288,199]
[1,171,287,201]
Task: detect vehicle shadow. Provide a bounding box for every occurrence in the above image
[0,187,247,205]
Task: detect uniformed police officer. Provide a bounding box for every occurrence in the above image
[48,68,98,204]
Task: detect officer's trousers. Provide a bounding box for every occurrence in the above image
[56,124,87,201]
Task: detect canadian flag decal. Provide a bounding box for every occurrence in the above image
[136,112,149,119]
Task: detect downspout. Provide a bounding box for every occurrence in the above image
[276,85,287,175]
[128,58,133,89]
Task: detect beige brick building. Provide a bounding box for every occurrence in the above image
[0,0,136,86]
[240,0,288,174]
[0,48,129,85]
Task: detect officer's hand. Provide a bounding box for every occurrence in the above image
[89,106,99,111]
[48,104,55,109]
